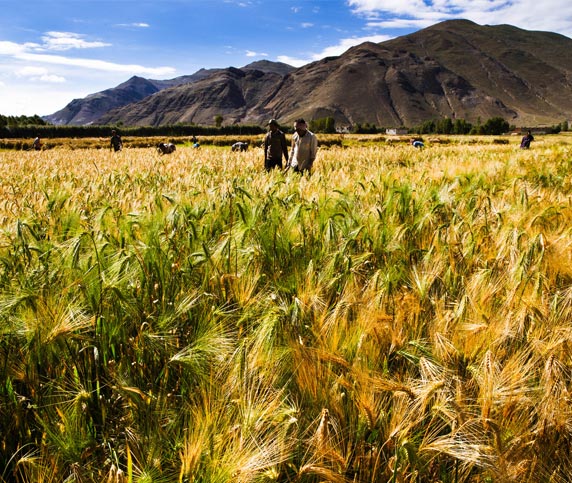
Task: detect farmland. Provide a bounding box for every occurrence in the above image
[1,133,572,482]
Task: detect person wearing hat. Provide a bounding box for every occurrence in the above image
[263,119,289,171]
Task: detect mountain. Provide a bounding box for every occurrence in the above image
[43,69,222,125]
[47,20,572,127]
[44,60,295,126]
[241,60,296,76]
[263,20,572,127]
[97,67,288,126]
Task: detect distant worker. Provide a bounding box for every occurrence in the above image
[110,130,123,152]
[32,135,42,151]
[263,119,288,171]
[157,142,176,154]
[286,118,318,174]
[232,141,249,152]
[411,139,424,149]
[520,130,534,149]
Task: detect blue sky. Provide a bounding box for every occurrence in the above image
[1,0,571,116]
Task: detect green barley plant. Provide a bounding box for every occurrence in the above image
[2,133,572,481]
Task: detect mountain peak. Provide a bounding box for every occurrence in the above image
[45,21,572,127]
[242,60,296,75]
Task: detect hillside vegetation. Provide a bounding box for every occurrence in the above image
[1,134,572,482]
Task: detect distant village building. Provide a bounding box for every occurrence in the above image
[511,127,547,135]
[386,128,409,135]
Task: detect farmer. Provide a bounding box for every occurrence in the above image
[411,139,424,149]
[286,118,318,174]
[520,130,534,149]
[110,130,123,152]
[157,142,176,154]
[231,141,249,152]
[263,119,288,171]
[32,135,42,151]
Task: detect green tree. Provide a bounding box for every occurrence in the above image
[214,115,224,128]
[309,117,336,134]
[453,119,472,134]
[419,120,436,134]
[435,117,453,134]
[481,117,509,135]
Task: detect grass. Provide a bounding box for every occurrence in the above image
[1,133,572,482]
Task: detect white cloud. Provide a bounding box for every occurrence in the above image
[366,18,437,29]
[0,32,111,64]
[0,35,176,76]
[14,52,176,75]
[40,31,111,51]
[347,0,572,38]
[319,34,393,57]
[277,33,393,67]
[15,66,49,76]
[276,55,309,67]
[301,22,314,28]
[39,74,66,83]
[0,83,89,116]
[0,30,174,115]
[0,41,30,55]
[224,0,253,6]
[15,67,66,83]
[115,22,150,28]
[246,50,268,57]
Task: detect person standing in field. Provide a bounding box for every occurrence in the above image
[110,129,123,152]
[520,130,534,149]
[264,119,289,171]
[286,118,318,174]
[32,135,42,151]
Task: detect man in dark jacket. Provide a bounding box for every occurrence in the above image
[110,130,123,152]
[263,119,288,171]
[520,130,534,149]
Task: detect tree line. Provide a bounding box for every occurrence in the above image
[311,116,569,135]
[0,114,50,129]
[0,116,265,139]
[1,113,569,138]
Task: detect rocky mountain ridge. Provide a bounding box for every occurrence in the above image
[46,20,572,128]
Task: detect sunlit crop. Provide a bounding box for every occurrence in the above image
[1,134,572,482]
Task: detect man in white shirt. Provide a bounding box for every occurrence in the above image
[287,118,318,174]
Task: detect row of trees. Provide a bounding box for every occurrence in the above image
[2,113,569,138]
[311,116,570,136]
[411,117,512,135]
[0,114,50,129]
[354,117,510,135]
[408,117,568,135]
[0,123,265,139]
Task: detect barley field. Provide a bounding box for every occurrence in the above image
[1,134,572,482]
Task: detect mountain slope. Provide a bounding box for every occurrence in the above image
[47,20,572,127]
[98,67,285,126]
[44,60,295,126]
[43,70,222,125]
[264,20,572,127]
